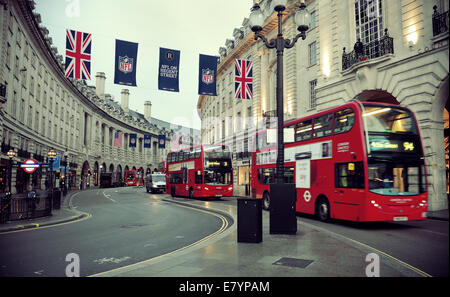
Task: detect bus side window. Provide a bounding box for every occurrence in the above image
[334,108,355,134]
[284,167,295,183]
[313,113,333,138]
[258,168,273,184]
[335,162,365,189]
[295,119,312,142]
[195,171,203,184]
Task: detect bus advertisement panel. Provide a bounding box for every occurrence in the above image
[251,101,427,222]
[166,145,233,199]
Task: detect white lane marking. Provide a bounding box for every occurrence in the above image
[94,257,131,265]
[102,190,117,203]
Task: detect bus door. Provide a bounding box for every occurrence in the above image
[181,167,188,196]
[294,152,315,214]
[334,161,365,220]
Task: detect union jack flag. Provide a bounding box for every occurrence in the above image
[65,29,92,80]
[234,59,253,100]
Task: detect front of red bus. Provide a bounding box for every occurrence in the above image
[362,103,428,221]
[202,145,233,198]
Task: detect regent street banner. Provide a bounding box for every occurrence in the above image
[114,39,138,86]
[129,133,137,148]
[158,134,166,149]
[158,47,180,92]
[198,54,218,96]
[144,134,151,148]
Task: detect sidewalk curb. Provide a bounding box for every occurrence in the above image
[0,190,90,234]
[0,212,89,233]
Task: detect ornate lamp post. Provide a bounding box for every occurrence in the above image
[47,148,57,192]
[6,149,16,197]
[249,0,310,234]
[249,0,310,185]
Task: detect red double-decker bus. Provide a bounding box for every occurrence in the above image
[252,100,428,222]
[125,170,136,186]
[166,144,233,198]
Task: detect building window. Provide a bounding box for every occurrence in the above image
[14,56,19,78]
[19,99,25,123]
[42,116,46,136]
[355,0,383,44]
[28,105,33,127]
[309,42,317,65]
[309,10,317,28]
[35,111,39,132]
[10,91,16,118]
[309,79,317,109]
[5,42,11,69]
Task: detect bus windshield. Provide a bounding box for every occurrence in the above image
[203,145,232,186]
[363,105,418,135]
[368,161,426,196]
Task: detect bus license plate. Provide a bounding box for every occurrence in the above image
[393,216,408,221]
[215,194,222,197]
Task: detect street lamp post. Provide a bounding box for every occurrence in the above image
[6,149,16,197]
[47,149,57,192]
[249,0,310,185]
[249,0,310,234]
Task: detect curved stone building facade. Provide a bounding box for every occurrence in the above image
[0,0,198,194]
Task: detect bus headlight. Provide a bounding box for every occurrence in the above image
[204,187,209,191]
[228,187,233,191]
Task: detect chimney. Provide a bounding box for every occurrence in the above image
[144,101,152,123]
[95,72,106,97]
[121,89,130,113]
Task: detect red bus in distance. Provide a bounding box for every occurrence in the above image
[166,144,233,199]
[124,170,136,186]
[251,100,428,222]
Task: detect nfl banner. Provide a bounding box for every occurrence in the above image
[158,134,166,149]
[158,47,180,92]
[198,54,218,96]
[114,39,138,86]
[144,134,151,148]
[129,133,137,148]
[65,29,92,80]
[235,59,253,100]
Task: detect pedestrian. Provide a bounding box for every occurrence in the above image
[354,38,364,59]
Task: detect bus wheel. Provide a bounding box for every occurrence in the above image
[189,188,194,199]
[316,197,330,222]
[262,191,270,210]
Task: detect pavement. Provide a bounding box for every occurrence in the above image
[0,189,448,277]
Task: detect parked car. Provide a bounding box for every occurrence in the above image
[145,173,166,194]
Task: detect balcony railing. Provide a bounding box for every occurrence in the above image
[342,29,394,71]
[433,6,449,36]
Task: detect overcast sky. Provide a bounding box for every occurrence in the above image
[34,0,255,130]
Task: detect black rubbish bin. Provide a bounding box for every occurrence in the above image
[237,198,262,243]
[52,189,61,210]
[269,183,297,234]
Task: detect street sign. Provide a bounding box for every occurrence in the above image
[50,155,61,171]
[20,158,40,174]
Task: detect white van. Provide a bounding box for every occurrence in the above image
[145,173,166,194]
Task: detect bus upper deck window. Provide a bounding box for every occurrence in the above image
[313,113,333,138]
[295,120,312,141]
[334,108,355,134]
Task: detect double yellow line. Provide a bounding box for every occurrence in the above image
[88,201,230,277]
